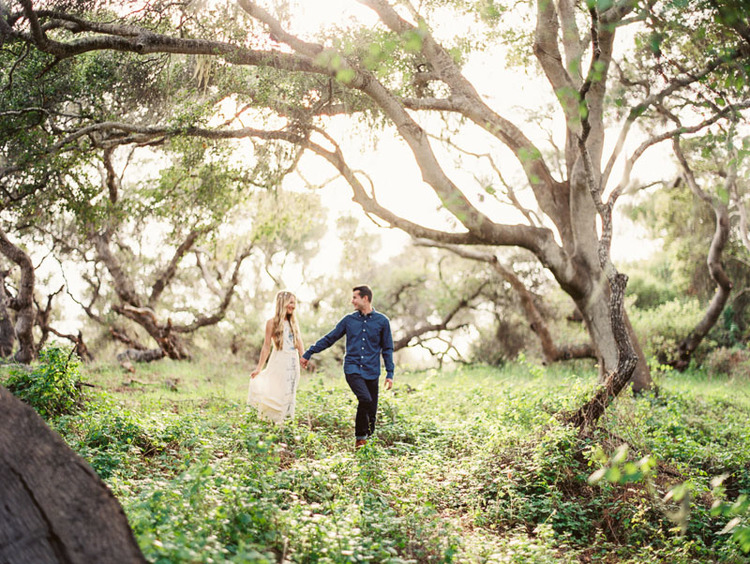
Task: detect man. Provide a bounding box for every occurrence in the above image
[301,285,394,449]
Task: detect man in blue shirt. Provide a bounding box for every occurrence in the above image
[301,285,394,449]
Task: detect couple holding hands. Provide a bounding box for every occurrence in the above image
[247,285,394,449]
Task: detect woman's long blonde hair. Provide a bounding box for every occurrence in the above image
[271,291,301,350]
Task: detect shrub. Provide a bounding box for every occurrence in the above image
[630,299,706,364]
[59,402,161,479]
[5,345,84,418]
[703,347,750,379]
[626,274,678,310]
[470,314,532,366]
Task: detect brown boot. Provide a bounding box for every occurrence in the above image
[355,439,367,450]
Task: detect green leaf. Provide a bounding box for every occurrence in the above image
[336,68,356,84]
[402,30,424,53]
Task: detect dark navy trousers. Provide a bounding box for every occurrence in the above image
[345,373,379,440]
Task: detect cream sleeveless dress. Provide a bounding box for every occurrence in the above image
[247,320,301,424]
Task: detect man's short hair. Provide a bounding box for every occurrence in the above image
[352,284,373,302]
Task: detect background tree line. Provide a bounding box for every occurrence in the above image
[0,0,748,426]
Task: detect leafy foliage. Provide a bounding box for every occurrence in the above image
[4,345,84,417]
[44,359,750,562]
[629,298,706,365]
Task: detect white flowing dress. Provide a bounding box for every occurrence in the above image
[247,320,300,424]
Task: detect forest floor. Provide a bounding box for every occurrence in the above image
[19,356,750,562]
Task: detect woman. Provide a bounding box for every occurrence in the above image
[247,291,305,424]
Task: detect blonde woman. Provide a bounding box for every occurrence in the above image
[247,291,304,424]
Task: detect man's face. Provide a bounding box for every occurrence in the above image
[351,290,369,312]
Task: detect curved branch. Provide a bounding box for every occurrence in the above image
[358,0,565,234]
[148,228,206,308]
[173,244,253,333]
[16,1,570,275]
[18,0,48,49]
[606,100,750,203]
[236,0,323,57]
[49,118,576,284]
[11,6,321,73]
[602,53,747,188]
[670,137,733,370]
[301,128,573,275]
[392,280,487,350]
[93,231,141,306]
[417,239,595,363]
[533,0,579,124]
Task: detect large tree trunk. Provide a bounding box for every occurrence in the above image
[0,386,147,564]
[567,272,639,429]
[0,229,36,363]
[575,280,651,392]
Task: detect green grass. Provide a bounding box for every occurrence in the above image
[4,353,750,563]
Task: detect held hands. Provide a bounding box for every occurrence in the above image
[300,357,309,369]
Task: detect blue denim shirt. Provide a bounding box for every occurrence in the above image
[303,310,394,380]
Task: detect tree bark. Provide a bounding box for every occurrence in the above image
[0,272,16,357]
[566,272,639,430]
[574,280,651,391]
[0,386,147,564]
[0,228,36,363]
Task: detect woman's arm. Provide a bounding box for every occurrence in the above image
[295,331,305,360]
[250,319,274,378]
